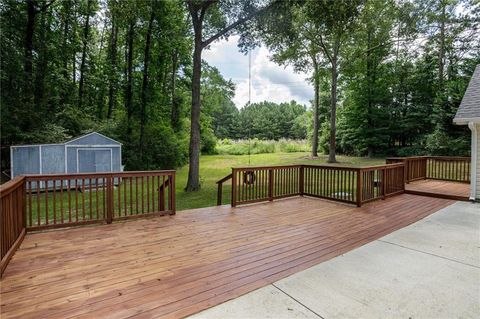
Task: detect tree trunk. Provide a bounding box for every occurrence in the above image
[72,2,77,86]
[140,11,155,158]
[328,58,338,163]
[78,0,92,108]
[107,7,118,119]
[125,20,134,134]
[34,10,48,112]
[24,0,36,104]
[185,30,203,191]
[170,50,180,131]
[366,28,373,157]
[311,58,320,157]
[438,2,445,92]
[61,1,71,105]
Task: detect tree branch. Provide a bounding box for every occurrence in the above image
[201,0,280,49]
[318,33,333,64]
[34,0,56,14]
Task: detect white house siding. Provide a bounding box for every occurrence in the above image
[476,123,480,199]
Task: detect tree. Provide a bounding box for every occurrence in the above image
[306,0,364,163]
[106,0,118,119]
[259,4,325,156]
[78,0,93,109]
[184,0,280,191]
[139,8,155,158]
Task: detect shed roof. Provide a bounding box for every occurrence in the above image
[454,65,480,124]
[11,132,121,148]
[65,132,121,145]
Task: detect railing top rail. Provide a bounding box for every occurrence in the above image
[386,156,428,160]
[427,156,470,161]
[0,176,25,198]
[232,164,303,171]
[360,163,406,171]
[216,173,233,184]
[301,164,359,171]
[387,156,470,161]
[22,170,176,180]
[232,163,405,172]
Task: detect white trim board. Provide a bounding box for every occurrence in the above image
[66,144,121,148]
[66,132,122,145]
[454,117,480,125]
[468,122,478,200]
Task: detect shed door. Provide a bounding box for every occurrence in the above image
[78,149,111,173]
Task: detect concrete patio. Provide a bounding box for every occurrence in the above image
[190,201,480,319]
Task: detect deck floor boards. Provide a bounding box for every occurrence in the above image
[0,194,453,319]
[405,179,470,200]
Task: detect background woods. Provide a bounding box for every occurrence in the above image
[1,0,479,191]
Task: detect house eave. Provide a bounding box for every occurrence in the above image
[453,117,480,125]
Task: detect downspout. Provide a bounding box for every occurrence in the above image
[468,122,477,201]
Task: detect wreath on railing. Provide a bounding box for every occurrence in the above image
[243,170,256,185]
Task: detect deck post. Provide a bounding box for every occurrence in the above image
[382,167,386,200]
[231,169,236,207]
[169,173,176,215]
[268,169,274,201]
[299,166,304,196]
[356,169,362,207]
[217,182,223,206]
[106,176,113,224]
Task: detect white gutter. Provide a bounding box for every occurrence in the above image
[468,122,477,201]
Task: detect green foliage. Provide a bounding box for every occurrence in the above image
[200,126,218,155]
[1,0,479,178]
[230,101,307,140]
[425,125,470,156]
[216,139,276,155]
[216,139,309,155]
[0,0,231,171]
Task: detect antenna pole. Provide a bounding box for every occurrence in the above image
[248,51,252,165]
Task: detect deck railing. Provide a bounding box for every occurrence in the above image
[0,170,175,277]
[218,163,405,208]
[386,156,470,183]
[0,177,26,277]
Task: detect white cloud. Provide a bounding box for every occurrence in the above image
[203,36,312,109]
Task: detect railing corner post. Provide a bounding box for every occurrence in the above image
[268,169,274,201]
[106,176,113,224]
[231,169,237,207]
[382,167,386,200]
[299,166,304,196]
[170,173,176,215]
[217,182,222,206]
[356,168,362,207]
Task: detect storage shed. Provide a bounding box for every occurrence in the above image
[11,132,122,178]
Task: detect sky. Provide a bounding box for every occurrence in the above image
[203,36,312,109]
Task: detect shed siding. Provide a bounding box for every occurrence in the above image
[112,147,121,171]
[11,146,40,177]
[41,145,65,174]
[476,123,480,199]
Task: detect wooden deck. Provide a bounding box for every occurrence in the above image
[0,194,453,319]
[405,179,470,201]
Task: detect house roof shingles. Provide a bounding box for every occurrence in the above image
[454,64,480,124]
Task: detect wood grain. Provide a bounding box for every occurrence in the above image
[405,179,469,201]
[0,194,452,319]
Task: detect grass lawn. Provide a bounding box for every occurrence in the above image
[175,152,385,210]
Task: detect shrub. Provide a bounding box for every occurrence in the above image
[216,139,308,155]
[277,139,309,153]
